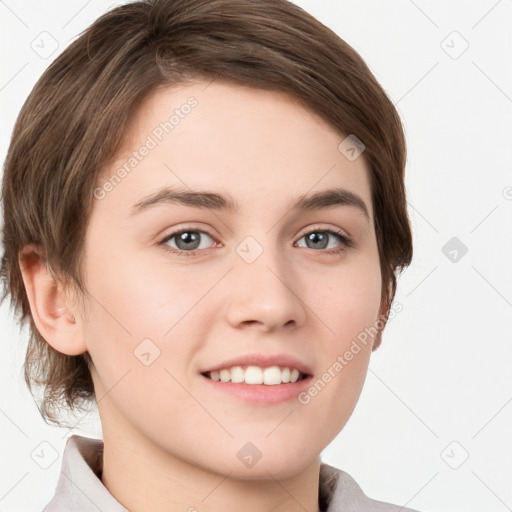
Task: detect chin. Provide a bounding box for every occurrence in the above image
[210,440,320,481]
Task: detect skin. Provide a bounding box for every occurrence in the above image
[20,80,384,512]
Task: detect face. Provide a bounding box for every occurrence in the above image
[79,80,382,479]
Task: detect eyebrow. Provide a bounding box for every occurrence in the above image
[130,186,370,222]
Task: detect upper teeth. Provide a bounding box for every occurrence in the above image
[207,366,303,385]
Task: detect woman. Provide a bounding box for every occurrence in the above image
[0,0,416,510]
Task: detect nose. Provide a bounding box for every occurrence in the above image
[223,239,307,332]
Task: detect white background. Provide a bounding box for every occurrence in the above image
[1,1,511,511]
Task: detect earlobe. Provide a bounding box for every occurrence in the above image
[372,330,383,351]
[18,245,87,356]
[372,297,389,351]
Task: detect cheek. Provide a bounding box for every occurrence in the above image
[80,243,216,392]
[307,251,381,400]
[302,264,381,441]
[318,255,382,344]
[83,237,205,339]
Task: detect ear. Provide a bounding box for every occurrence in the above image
[18,244,87,356]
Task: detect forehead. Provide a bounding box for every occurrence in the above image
[93,80,373,221]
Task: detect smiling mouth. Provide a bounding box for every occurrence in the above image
[201,365,310,385]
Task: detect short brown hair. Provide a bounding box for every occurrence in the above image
[0,0,412,427]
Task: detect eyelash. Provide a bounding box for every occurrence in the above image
[157,226,354,258]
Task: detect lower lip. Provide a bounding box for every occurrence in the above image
[200,374,313,404]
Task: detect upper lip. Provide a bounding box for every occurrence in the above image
[200,353,313,376]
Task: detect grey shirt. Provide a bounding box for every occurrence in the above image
[42,435,421,511]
